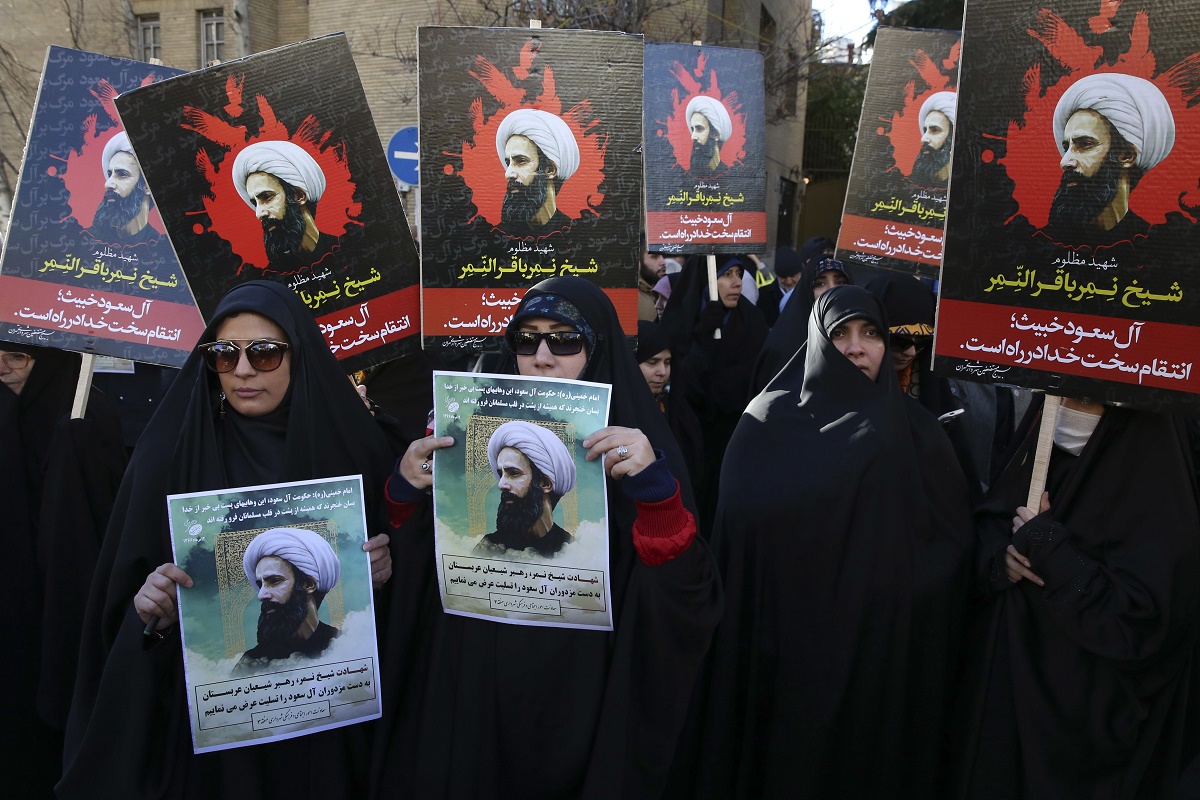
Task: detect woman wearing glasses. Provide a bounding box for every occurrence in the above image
[373,277,720,800]
[60,281,400,798]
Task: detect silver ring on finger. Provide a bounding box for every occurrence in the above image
[420,461,431,472]
[616,445,630,461]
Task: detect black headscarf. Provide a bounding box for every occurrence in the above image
[681,285,973,798]
[749,255,855,395]
[953,401,1200,798]
[372,276,720,800]
[60,281,398,799]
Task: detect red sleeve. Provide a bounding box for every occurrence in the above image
[632,481,697,566]
[385,473,421,529]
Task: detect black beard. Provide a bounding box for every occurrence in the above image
[1048,155,1123,230]
[256,582,310,651]
[690,138,720,176]
[912,143,952,185]
[93,180,147,234]
[501,171,550,227]
[495,487,546,542]
[262,196,310,265]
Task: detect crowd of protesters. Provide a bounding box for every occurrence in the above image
[5,236,1200,799]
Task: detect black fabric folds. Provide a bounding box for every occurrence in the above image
[0,346,125,799]
[60,281,399,799]
[371,277,721,800]
[683,285,973,798]
[953,402,1200,799]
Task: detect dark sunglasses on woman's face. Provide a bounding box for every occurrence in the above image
[890,336,929,352]
[198,339,291,373]
[507,330,586,356]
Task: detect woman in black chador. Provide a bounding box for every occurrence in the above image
[60,281,400,798]
[952,397,1200,798]
[373,276,721,800]
[682,284,973,798]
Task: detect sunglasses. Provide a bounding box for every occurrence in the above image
[890,336,930,352]
[507,330,586,356]
[198,339,291,373]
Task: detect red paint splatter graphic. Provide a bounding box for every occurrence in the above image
[183,82,360,272]
[1002,7,1200,230]
[883,43,960,177]
[660,52,749,173]
[58,75,167,234]
[448,40,608,236]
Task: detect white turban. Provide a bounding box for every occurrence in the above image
[1053,73,1175,171]
[231,140,327,207]
[487,421,577,497]
[919,91,957,131]
[685,95,733,143]
[495,109,580,181]
[243,527,341,594]
[101,131,135,174]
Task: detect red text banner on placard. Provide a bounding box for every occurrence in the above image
[935,298,1199,393]
[2,275,205,350]
[646,212,767,249]
[314,285,420,358]
[423,287,638,339]
[839,213,943,267]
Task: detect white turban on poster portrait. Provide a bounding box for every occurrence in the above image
[487,420,577,496]
[101,131,136,175]
[918,91,957,131]
[684,95,733,143]
[1052,73,1175,171]
[231,140,328,207]
[495,109,581,181]
[242,527,341,593]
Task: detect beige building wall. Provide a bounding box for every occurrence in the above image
[1,0,809,249]
[0,0,130,214]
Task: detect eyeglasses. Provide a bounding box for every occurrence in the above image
[198,339,290,373]
[507,330,586,356]
[0,352,31,369]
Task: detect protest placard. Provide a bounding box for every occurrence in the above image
[417,26,642,354]
[934,1,1200,412]
[0,46,203,365]
[431,371,613,630]
[835,27,959,277]
[114,34,421,372]
[643,42,767,256]
[167,475,380,752]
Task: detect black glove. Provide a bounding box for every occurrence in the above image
[694,299,726,338]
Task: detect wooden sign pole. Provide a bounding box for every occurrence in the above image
[70,353,96,419]
[1025,394,1061,510]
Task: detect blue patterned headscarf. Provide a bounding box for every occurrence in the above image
[509,293,599,356]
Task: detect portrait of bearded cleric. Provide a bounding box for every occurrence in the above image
[474,420,578,559]
[232,526,342,676]
[684,95,733,179]
[911,91,956,187]
[495,109,580,238]
[1041,73,1175,247]
[89,131,159,246]
[231,140,341,271]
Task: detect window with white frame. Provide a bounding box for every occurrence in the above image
[201,10,225,65]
